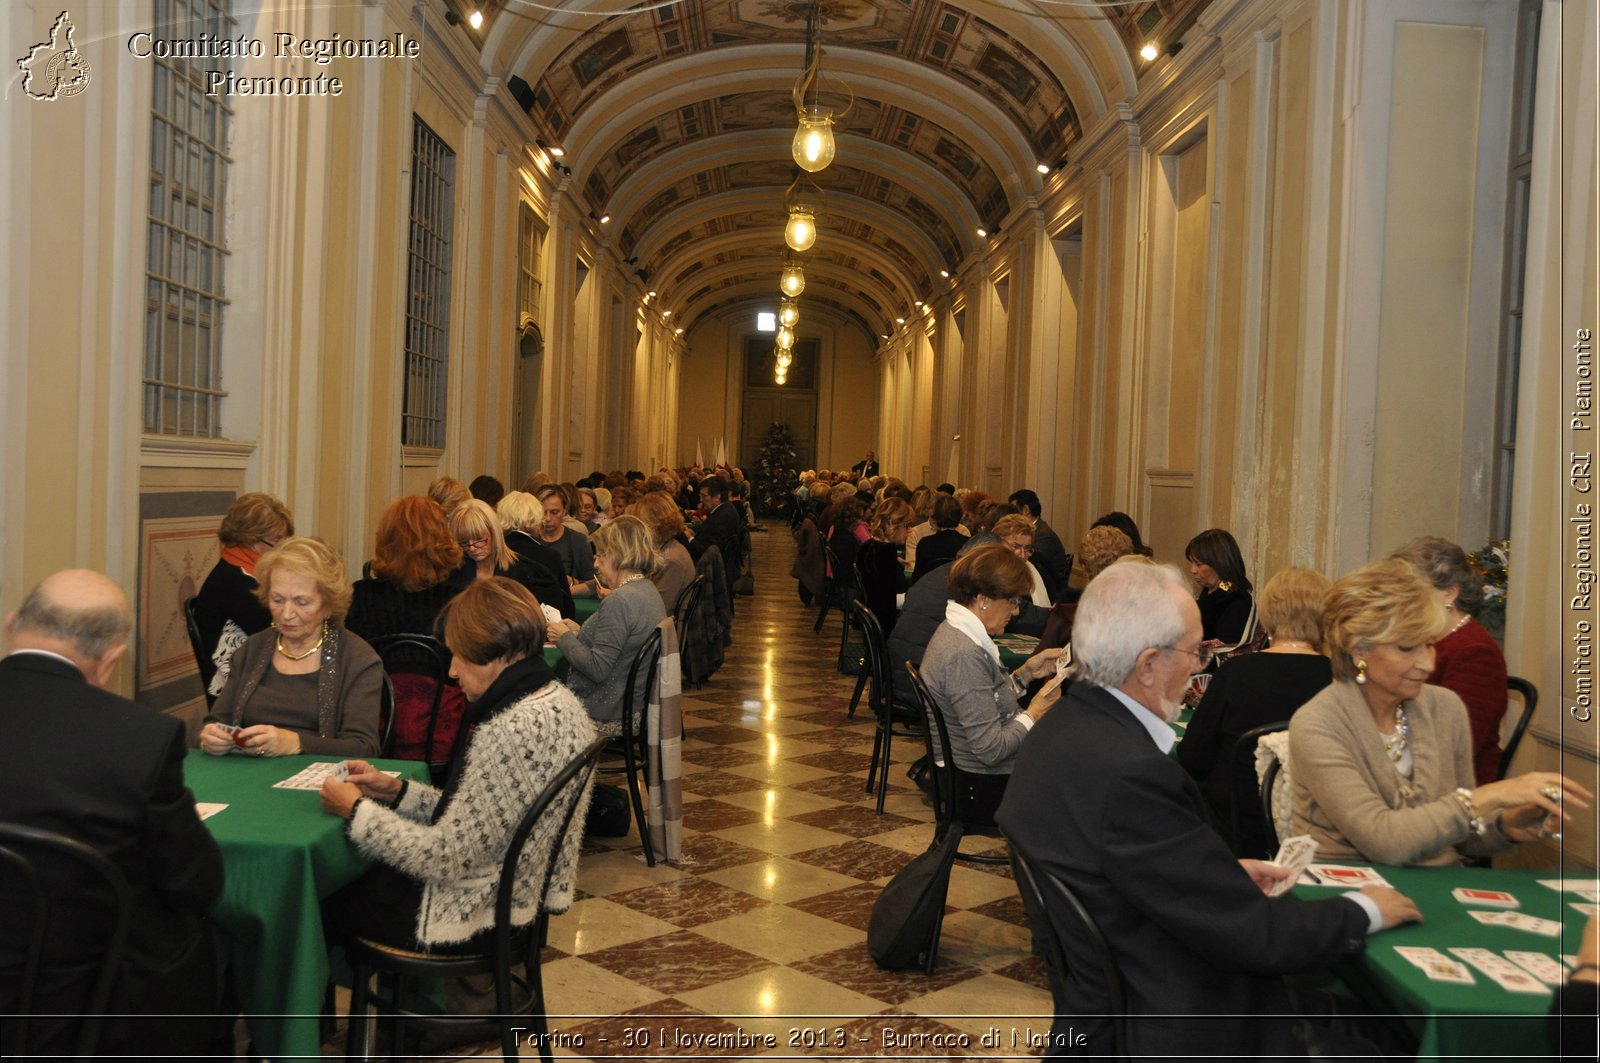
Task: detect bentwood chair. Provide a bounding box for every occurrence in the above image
[903,663,1009,866]
[367,633,454,776]
[344,737,606,1063]
[1499,676,1538,780]
[1003,829,1129,1058]
[181,597,218,707]
[853,601,924,814]
[600,628,664,867]
[1228,721,1290,858]
[0,824,133,1058]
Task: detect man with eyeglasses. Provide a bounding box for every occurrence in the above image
[997,562,1421,1059]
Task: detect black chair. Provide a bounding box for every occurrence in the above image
[1260,755,1284,853]
[599,628,664,867]
[367,633,453,776]
[853,601,923,814]
[1003,830,1129,1058]
[377,673,397,760]
[1499,676,1538,781]
[813,542,853,634]
[344,736,607,1063]
[1227,721,1289,858]
[837,562,870,717]
[904,662,1008,866]
[0,824,133,1058]
[181,596,218,707]
[671,575,708,690]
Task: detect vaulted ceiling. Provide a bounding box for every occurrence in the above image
[476,0,1211,341]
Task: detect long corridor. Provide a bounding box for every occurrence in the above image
[537,526,1055,1058]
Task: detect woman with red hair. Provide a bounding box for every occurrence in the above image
[345,496,472,762]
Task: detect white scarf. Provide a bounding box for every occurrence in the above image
[944,600,1000,665]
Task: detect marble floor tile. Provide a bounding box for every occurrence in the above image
[700,855,865,904]
[708,818,856,856]
[546,896,683,955]
[675,966,888,1042]
[790,944,984,1006]
[608,876,773,927]
[788,804,923,839]
[789,839,918,881]
[580,930,775,996]
[691,904,868,964]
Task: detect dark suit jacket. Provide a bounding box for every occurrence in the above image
[997,682,1369,1057]
[852,458,879,477]
[0,652,224,1040]
[1029,518,1072,602]
[689,501,743,589]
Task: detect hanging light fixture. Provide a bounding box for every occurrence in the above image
[778,297,800,328]
[775,324,795,350]
[780,256,806,297]
[784,175,821,253]
[790,2,849,173]
[776,350,793,368]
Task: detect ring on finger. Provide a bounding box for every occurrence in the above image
[1540,785,1562,802]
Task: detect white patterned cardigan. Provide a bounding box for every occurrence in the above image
[346,681,597,946]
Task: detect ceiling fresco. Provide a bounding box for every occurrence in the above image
[488,0,1211,335]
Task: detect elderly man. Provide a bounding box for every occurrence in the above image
[851,449,880,477]
[997,562,1419,1058]
[0,570,224,1055]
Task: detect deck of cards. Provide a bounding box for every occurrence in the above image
[1452,887,1520,908]
[1268,835,1318,896]
[1305,863,1391,888]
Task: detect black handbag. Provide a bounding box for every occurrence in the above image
[866,824,963,970]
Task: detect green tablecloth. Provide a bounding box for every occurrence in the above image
[573,597,599,621]
[1297,863,1581,1057]
[186,750,425,1061]
[993,633,1039,669]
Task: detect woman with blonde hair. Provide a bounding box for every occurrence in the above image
[630,491,695,609]
[450,498,559,610]
[1176,567,1335,855]
[547,516,666,734]
[1290,559,1590,865]
[201,537,382,757]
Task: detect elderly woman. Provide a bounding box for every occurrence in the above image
[318,577,596,954]
[919,545,1065,823]
[450,498,569,618]
[546,516,666,735]
[1290,559,1590,866]
[191,491,294,695]
[534,485,596,595]
[631,490,695,609]
[200,537,382,758]
[427,476,471,519]
[858,497,914,636]
[1186,528,1255,646]
[1176,567,1335,856]
[990,514,1051,608]
[1392,536,1510,784]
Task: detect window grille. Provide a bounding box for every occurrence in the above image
[403,118,456,449]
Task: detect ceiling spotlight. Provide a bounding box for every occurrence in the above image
[895,317,905,325]
[976,227,987,238]
[939,269,950,279]
[548,145,565,158]
[913,300,923,308]
[468,9,483,29]
[599,214,611,224]
[785,207,817,253]
[780,259,805,298]
[778,298,799,328]
[1140,41,1160,62]
[647,290,657,299]
[662,310,672,318]
[674,327,684,335]
[1036,162,1050,174]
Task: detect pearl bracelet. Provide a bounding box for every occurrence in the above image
[1453,787,1486,836]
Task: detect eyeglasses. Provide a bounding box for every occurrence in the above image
[1003,541,1034,556]
[459,536,490,550]
[1164,643,1215,669]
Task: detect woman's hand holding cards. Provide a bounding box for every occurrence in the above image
[344,760,403,803]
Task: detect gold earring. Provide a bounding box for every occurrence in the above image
[1355,659,1368,685]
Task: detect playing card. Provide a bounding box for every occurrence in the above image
[1504,951,1568,986]
[1395,946,1447,962]
[1452,887,1519,908]
[1537,878,1600,893]
[1571,902,1600,917]
[1421,958,1476,984]
[1268,835,1318,897]
[1468,909,1517,927]
[1503,913,1563,937]
[1449,948,1552,995]
[1306,864,1390,888]
[334,761,350,783]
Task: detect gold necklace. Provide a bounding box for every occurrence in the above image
[276,624,325,661]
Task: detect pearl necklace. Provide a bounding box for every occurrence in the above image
[1378,704,1410,763]
[1446,611,1472,636]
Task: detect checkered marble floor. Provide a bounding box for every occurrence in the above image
[531,528,1055,1060]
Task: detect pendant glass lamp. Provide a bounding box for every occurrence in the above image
[775,325,795,350]
[792,106,835,172]
[778,298,799,328]
[780,261,806,297]
[784,208,817,253]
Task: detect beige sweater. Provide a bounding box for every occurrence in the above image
[1289,681,1508,866]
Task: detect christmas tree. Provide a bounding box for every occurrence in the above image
[752,422,800,517]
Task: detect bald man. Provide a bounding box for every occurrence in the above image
[0,570,224,1055]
